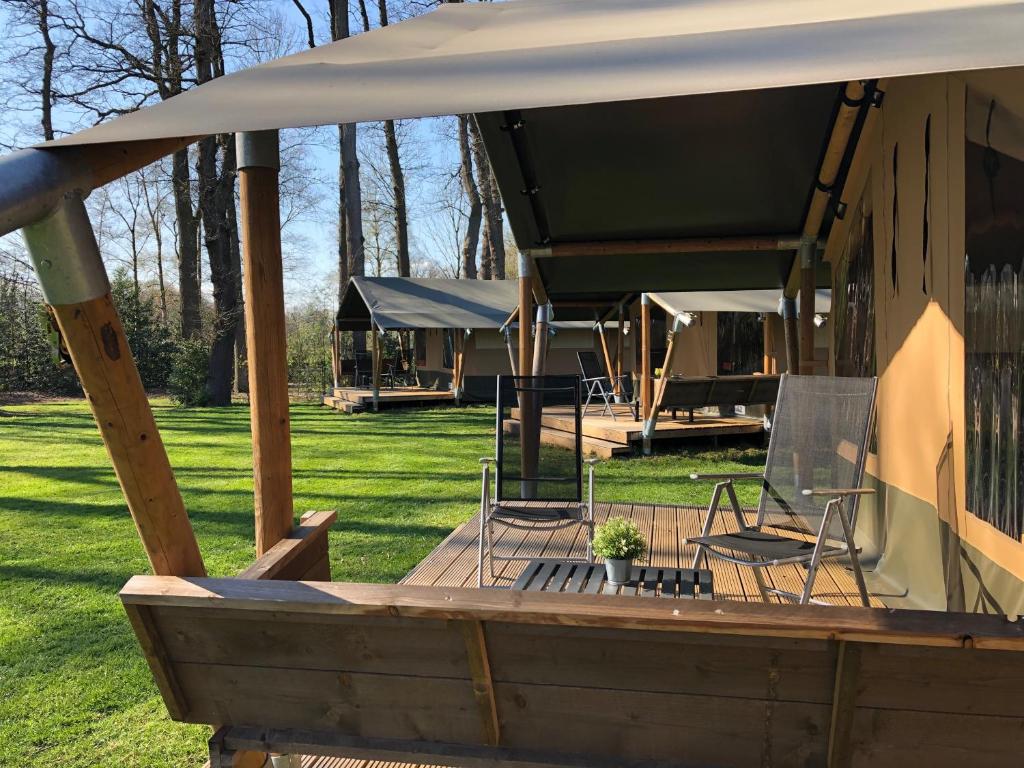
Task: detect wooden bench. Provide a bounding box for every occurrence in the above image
[121,571,1024,768]
[659,374,781,422]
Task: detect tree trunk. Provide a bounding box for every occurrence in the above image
[38,0,55,141]
[195,0,240,406]
[374,0,410,279]
[332,0,365,353]
[470,118,504,279]
[172,149,201,339]
[458,115,481,279]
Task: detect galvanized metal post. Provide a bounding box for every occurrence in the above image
[781,296,799,375]
[798,235,818,375]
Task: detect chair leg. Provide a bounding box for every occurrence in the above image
[486,517,496,578]
[836,500,871,607]
[691,482,725,569]
[723,481,748,530]
[478,508,487,588]
[752,561,772,603]
[799,501,837,605]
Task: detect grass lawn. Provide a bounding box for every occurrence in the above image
[0,399,765,767]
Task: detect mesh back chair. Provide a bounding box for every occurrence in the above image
[353,351,373,387]
[687,374,878,606]
[578,350,627,420]
[478,375,596,587]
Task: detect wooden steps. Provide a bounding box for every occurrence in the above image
[504,420,632,459]
[323,386,455,413]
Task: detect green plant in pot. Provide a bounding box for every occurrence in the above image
[592,517,647,586]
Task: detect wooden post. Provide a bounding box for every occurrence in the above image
[615,306,625,399]
[22,193,205,577]
[596,321,615,387]
[237,130,294,556]
[643,313,683,454]
[517,253,534,381]
[371,329,382,411]
[640,294,652,420]
[763,315,775,375]
[330,326,340,390]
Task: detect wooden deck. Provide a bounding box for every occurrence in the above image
[510,403,765,458]
[402,502,884,607]
[323,386,454,413]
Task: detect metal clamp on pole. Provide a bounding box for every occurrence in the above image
[237,129,280,171]
[22,191,110,306]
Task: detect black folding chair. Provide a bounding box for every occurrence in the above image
[478,375,596,586]
[353,351,373,388]
[687,374,877,606]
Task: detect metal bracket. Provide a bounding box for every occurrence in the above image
[21,192,109,306]
[237,129,280,171]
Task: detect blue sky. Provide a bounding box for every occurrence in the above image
[0,0,473,306]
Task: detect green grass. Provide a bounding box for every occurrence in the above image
[0,400,765,767]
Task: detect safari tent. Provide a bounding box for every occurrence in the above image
[6,0,1024,765]
[331,276,630,407]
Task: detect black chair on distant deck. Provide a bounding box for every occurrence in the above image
[353,351,373,388]
[577,350,629,420]
[478,375,596,586]
[687,374,878,606]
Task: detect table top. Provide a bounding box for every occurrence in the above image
[511,558,713,599]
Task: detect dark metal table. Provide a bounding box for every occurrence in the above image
[511,558,713,598]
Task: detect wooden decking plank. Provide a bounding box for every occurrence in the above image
[641,567,659,597]
[403,502,877,608]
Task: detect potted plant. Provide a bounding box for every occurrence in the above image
[592,517,647,586]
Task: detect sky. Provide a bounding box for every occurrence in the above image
[0,0,475,307]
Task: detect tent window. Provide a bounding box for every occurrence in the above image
[717,313,762,375]
[965,99,1024,539]
[833,189,876,377]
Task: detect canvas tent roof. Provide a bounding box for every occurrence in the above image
[39,0,1024,150]
[337,277,518,331]
[648,289,831,316]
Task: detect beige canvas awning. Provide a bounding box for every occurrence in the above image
[40,0,1024,149]
[648,289,831,316]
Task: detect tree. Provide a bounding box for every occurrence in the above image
[457,115,481,279]
[470,116,504,279]
[194,0,241,406]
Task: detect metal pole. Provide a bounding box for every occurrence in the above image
[781,296,799,375]
[22,192,205,576]
[798,235,817,375]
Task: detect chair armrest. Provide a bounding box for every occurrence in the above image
[583,458,600,467]
[801,488,875,497]
[689,472,764,481]
[480,457,495,464]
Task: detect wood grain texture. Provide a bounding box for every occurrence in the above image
[52,293,205,576]
[239,164,294,555]
[119,575,1024,649]
[237,511,335,582]
[458,620,501,746]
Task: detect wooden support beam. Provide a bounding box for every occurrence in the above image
[457,620,500,747]
[22,194,205,577]
[826,641,862,768]
[640,295,652,421]
[785,80,868,298]
[596,321,615,385]
[238,131,294,556]
[615,307,625,398]
[543,235,802,258]
[823,81,887,267]
[330,327,340,389]
[371,330,382,410]
[518,254,534,379]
